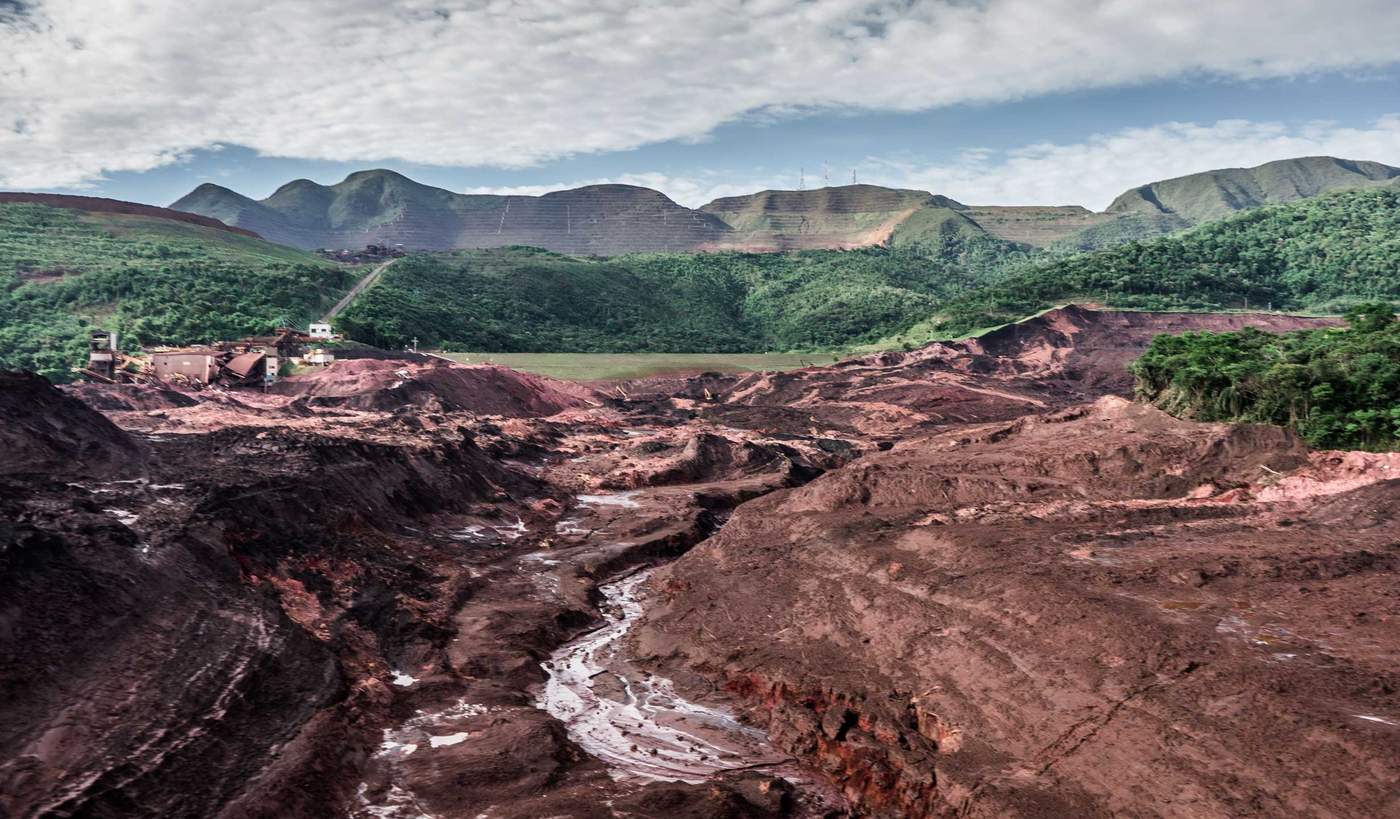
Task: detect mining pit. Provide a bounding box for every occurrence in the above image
[1,307,1395,818]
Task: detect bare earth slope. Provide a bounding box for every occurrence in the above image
[955,205,1121,248]
[699,185,973,251]
[634,398,1400,817]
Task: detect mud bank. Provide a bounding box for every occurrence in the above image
[635,398,1400,817]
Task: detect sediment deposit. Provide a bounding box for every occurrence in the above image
[2,308,1393,818]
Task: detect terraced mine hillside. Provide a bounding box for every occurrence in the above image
[954,204,1121,248]
[698,184,978,250]
[170,156,1400,255]
[171,170,732,254]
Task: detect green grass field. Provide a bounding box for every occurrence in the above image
[437,351,821,381]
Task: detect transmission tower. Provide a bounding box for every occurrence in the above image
[823,162,830,187]
[798,167,805,191]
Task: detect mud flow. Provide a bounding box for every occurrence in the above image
[539,569,791,783]
[2,307,1396,819]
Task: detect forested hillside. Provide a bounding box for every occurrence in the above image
[338,236,1032,352]
[340,186,1400,352]
[927,186,1400,338]
[0,203,353,379]
[1131,304,1399,450]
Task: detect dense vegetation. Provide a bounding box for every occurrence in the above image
[0,203,353,380]
[341,186,1400,352]
[338,236,1032,352]
[928,186,1400,338]
[1131,304,1400,450]
[5,183,1400,380]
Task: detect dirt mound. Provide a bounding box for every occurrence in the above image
[693,307,1340,438]
[0,192,259,237]
[62,382,201,412]
[952,304,1341,391]
[271,359,597,417]
[635,398,1400,818]
[0,371,142,477]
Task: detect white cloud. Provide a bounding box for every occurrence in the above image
[864,116,1400,209]
[4,0,1400,189]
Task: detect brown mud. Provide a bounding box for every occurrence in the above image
[1,308,1393,819]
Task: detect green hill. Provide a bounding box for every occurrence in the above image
[8,177,1400,378]
[0,199,353,379]
[927,186,1400,338]
[1106,156,1400,225]
[171,170,734,254]
[337,235,1031,353]
[968,156,1400,250]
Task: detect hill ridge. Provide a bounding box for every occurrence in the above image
[1106,155,1400,223]
[0,192,260,238]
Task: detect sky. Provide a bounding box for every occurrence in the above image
[3,0,1400,210]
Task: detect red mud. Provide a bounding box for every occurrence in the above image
[270,358,598,417]
[0,308,1393,819]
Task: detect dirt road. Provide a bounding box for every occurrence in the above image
[321,257,396,323]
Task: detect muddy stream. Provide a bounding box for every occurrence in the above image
[537,569,792,784]
[353,491,837,818]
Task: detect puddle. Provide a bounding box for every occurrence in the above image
[555,518,588,536]
[104,508,140,526]
[355,699,495,818]
[577,492,642,509]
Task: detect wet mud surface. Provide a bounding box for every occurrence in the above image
[2,308,1394,818]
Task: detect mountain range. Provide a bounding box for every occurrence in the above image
[155,155,1400,256]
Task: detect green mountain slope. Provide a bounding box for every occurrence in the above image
[172,170,733,254]
[9,174,1399,376]
[967,156,1400,250]
[337,235,1030,353]
[0,200,353,379]
[928,186,1400,338]
[1106,156,1400,224]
